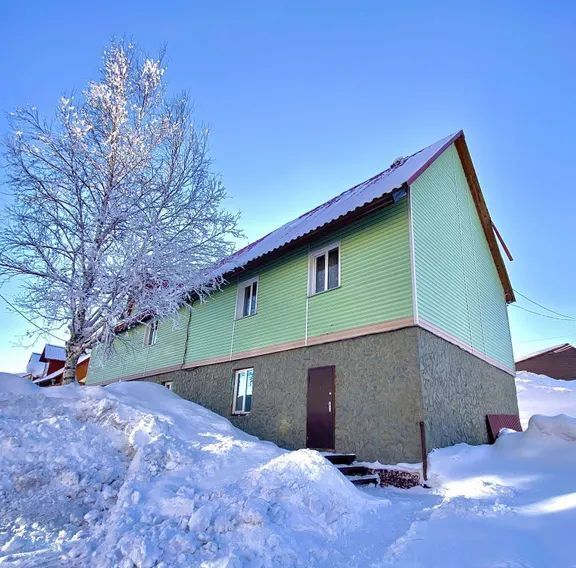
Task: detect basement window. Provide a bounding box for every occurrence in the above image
[162,380,173,391]
[232,368,253,414]
[144,320,159,346]
[309,243,340,295]
[236,277,258,319]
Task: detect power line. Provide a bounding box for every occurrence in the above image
[0,292,66,342]
[517,335,575,344]
[513,289,576,321]
[510,303,576,321]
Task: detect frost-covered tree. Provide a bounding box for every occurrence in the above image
[0,42,240,382]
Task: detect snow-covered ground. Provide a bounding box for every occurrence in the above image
[516,370,576,427]
[0,372,575,566]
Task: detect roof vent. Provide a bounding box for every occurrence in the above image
[390,156,407,169]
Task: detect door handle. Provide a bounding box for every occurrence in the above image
[328,401,332,413]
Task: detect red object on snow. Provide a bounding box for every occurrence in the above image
[486,414,522,443]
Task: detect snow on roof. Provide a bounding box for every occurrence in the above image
[213,131,462,278]
[39,343,66,363]
[516,343,575,363]
[26,352,47,378]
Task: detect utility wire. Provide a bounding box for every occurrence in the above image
[510,303,576,321]
[513,289,576,321]
[518,335,575,344]
[0,292,66,342]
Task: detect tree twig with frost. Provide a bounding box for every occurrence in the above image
[0,41,241,382]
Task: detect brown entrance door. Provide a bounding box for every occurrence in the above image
[306,366,335,450]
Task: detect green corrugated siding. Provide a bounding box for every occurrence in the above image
[411,143,514,370]
[86,311,188,384]
[231,247,309,354]
[87,200,413,384]
[307,199,413,337]
[186,287,235,362]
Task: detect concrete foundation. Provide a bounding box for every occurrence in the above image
[145,327,519,463]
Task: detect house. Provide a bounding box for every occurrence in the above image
[39,344,66,376]
[516,344,576,380]
[33,353,91,386]
[30,344,66,386]
[87,131,519,463]
[24,344,88,386]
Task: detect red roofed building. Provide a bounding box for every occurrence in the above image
[516,344,576,381]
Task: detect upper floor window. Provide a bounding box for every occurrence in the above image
[309,243,340,295]
[144,320,158,346]
[236,277,258,318]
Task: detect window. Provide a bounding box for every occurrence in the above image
[232,368,253,414]
[144,320,158,346]
[236,277,258,319]
[309,244,340,295]
[162,380,173,391]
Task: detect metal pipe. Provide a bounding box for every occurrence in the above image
[419,421,428,483]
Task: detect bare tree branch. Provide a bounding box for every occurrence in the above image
[0,41,241,382]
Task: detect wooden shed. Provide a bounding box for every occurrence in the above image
[516,344,576,380]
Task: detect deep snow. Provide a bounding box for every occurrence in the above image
[516,370,576,427]
[0,372,575,566]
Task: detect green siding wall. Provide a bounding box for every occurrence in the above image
[411,144,514,371]
[87,312,188,384]
[87,200,413,384]
[307,199,413,337]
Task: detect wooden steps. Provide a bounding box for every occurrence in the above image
[321,452,379,486]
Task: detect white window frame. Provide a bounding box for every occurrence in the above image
[308,242,341,296]
[232,368,254,415]
[144,320,159,346]
[162,380,173,391]
[235,276,259,319]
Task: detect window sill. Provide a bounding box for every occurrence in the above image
[308,285,341,298]
[231,412,251,416]
[234,312,258,321]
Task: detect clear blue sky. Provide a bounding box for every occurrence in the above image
[1,1,575,372]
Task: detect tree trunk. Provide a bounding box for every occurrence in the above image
[62,351,81,384]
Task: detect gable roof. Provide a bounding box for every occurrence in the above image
[516,343,575,363]
[26,352,47,378]
[39,344,66,363]
[213,131,514,302]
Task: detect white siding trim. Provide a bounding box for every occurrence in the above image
[407,188,419,325]
[418,318,515,376]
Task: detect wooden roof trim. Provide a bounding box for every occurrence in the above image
[453,135,515,303]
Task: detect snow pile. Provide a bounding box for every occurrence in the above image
[4,373,576,566]
[383,414,576,567]
[516,371,576,427]
[0,379,381,566]
[0,373,36,393]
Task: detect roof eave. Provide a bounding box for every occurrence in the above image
[220,189,400,282]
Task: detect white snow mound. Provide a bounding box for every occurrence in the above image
[524,414,576,441]
[516,371,576,427]
[0,377,381,566]
[0,372,38,394]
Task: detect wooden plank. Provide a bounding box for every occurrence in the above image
[454,136,515,303]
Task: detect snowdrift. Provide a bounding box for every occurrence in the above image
[0,378,382,566]
[516,370,576,427]
[3,372,576,566]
